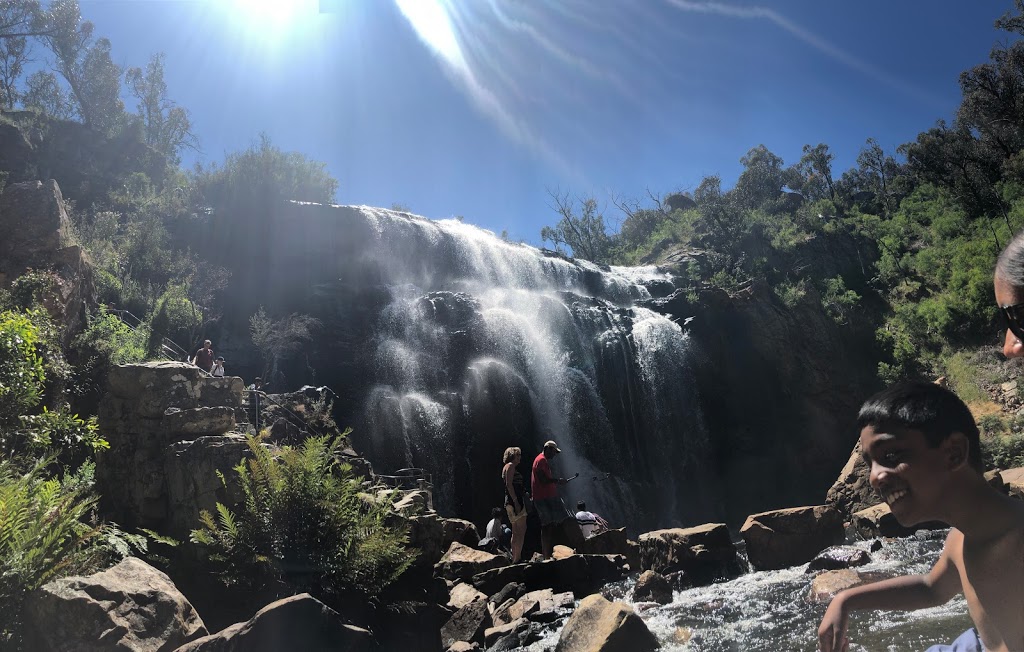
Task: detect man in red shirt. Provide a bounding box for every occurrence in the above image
[191,340,214,373]
[531,440,571,559]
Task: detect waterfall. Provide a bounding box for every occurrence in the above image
[305,205,719,531]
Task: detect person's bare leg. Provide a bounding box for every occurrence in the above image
[541,525,553,559]
[512,519,526,563]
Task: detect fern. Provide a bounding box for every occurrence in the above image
[190,434,414,598]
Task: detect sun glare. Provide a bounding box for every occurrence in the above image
[225,0,318,33]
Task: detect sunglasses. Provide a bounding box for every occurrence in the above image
[999,302,1024,340]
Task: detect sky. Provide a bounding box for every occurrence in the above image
[76,0,1016,244]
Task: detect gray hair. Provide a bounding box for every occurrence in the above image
[997,229,1024,289]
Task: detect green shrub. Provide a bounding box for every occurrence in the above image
[977,413,1008,436]
[18,407,108,458]
[941,350,991,404]
[191,434,413,599]
[774,279,808,308]
[75,308,148,366]
[0,310,46,424]
[982,432,1024,470]
[0,458,101,647]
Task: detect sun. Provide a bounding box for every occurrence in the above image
[225,0,317,32]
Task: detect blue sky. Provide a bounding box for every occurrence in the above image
[78,0,1014,243]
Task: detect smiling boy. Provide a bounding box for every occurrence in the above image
[818,381,1024,652]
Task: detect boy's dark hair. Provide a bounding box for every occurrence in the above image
[576,501,586,511]
[491,507,502,518]
[857,381,982,472]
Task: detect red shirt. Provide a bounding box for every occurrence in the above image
[531,452,557,500]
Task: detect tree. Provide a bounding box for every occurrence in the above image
[36,0,124,132]
[125,53,197,165]
[249,307,321,384]
[0,1,37,108]
[791,143,837,202]
[22,69,73,118]
[734,144,786,209]
[540,189,612,263]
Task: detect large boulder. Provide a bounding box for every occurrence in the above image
[825,441,877,517]
[373,601,448,652]
[1001,467,1024,499]
[807,569,891,604]
[435,542,509,583]
[164,434,251,540]
[442,518,480,550]
[805,546,871,573]
[25,557,207,652]
[555,594,659,652]
[850,503,945,538]
[577,528,629,558]
[174,593,372,652]
[633,570,672,604]
[96,362,246,533]
[638,523,740,585]
[447,583,487,611]
[740,505,844,571]
[440,600,491,649]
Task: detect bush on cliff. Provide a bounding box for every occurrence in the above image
[190,433,413,601]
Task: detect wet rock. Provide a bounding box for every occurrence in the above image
[633,570,672,604]
[26,557,207,652]
[435,542,509,583]
[489,620,544,651]
[869,539,883,552]
[440,600,491,649]
[807,569,891,604]
[638,523,740,585]
[492,594,539,627]
[446,643,480,652]
[577,528,629,558]
[805,546,871,573]
[555,594,660,652]
[448,582,486,611]
[472,555,628,597]
[740,505,844,571]
[851,503,946,538]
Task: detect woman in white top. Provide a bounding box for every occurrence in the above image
[211,356,226,377]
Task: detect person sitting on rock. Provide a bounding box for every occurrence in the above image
[483,506,511,551]
[190,339,214,373]
[211,356,226,377]
[575,501,609,539]
[818,380,1024,652]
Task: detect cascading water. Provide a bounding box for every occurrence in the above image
[322,206,719,530]
[529,529,972,651]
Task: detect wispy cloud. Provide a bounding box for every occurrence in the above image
[664,0,947,110]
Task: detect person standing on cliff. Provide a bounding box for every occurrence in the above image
[191,340,214,374]
[531,440,572,559]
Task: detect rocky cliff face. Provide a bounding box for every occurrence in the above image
[95,362,249,540]
[0,179,95,339]
[195,202,881,529]
[642,243,880,522]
